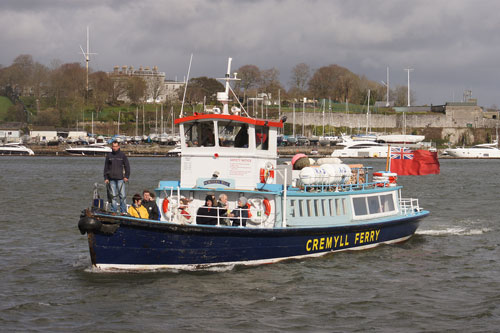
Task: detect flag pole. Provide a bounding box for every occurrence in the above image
[386,144,391,172]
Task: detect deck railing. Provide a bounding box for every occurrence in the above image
[399,198,421,215]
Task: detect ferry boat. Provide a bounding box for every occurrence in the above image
[65,143,111,156]
[77,58,429,271]
[0,143,35,155]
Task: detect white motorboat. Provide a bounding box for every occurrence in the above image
[65,143,111,156]
[166,145,181,157]
[332,141,390,158]
[0,143,35,155]
[444,144,500,158]
[376,134,425,144]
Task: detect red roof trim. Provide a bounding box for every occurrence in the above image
[175,114,283,128]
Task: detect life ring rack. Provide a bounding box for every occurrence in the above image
[259,162,275,184]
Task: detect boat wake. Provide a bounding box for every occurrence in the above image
[416,227,491,236]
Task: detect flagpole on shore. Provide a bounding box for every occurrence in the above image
[385,145,391,172]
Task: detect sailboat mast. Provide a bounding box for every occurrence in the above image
[366,89,371,135]
[135,107,138,137]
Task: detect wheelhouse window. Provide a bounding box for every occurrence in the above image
[184,121,215,147]
[255,125,269,150]
[218,121,248,148]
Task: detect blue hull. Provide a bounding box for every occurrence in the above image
[86,212,427,270]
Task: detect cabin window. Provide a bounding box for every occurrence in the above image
[255,125,269,150]
[218,121,248,148]
[380,194,395,212]
[290,200,296,217]
[342,199,347,215]
[306,200,312,216]
[329,199,334,216]
[353,197,368,216]
[313,200,320,216]
[321,199,327,216]
[367,196,381,214]
[298,200,304,217]
[335,198,341,215]
[352,193,396,219]
[185,121,215,147]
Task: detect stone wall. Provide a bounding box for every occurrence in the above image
[282,104,499,144]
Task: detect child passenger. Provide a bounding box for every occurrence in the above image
[127,194,149,219]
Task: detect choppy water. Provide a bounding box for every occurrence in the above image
[1,156,499,332]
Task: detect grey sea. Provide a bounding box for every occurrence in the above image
[1,156,499,332]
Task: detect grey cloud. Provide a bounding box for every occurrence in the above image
[1,0,500,106]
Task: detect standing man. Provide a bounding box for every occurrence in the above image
[104,141,130,213]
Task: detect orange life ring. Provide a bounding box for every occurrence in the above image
[162,198,169,214]
[263,198,271,216]
[246,203,252,218]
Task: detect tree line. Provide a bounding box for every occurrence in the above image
[0,54,414,128]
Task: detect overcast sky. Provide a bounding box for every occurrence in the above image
[2,0,500,107]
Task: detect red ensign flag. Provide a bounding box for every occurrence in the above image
[390,148,440,176]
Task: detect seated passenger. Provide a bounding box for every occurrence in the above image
[216,193,231,226]
[196,195,218,225]
[230,196,250,227]
[142,189,160,220]
[127,193,149,219]
[178,197,193,224]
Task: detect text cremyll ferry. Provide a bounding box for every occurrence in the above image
[77,58,429,271]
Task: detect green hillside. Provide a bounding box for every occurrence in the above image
[0,96,13,121]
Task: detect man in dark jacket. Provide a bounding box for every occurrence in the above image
[196,195,218,225]
[104,141,130,213]
[142,189,160,220]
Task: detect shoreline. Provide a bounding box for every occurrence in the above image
[3,144,458,158]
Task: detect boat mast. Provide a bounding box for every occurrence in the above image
[322,99,325,136]
[79,26,97,101]
[160,104,164,134]
[171,106,174,134]
[278,89,281,134]
[302,98,305,136]
[180,54,193,118]
[135,107,138,137]
[366,89,371,135]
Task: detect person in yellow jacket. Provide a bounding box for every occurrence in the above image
[127,193,149,219]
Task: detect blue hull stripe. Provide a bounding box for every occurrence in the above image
[89,212,427,267]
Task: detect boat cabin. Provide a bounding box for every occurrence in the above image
[175,113,283,190]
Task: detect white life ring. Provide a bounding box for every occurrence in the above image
[248,196,272,224]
